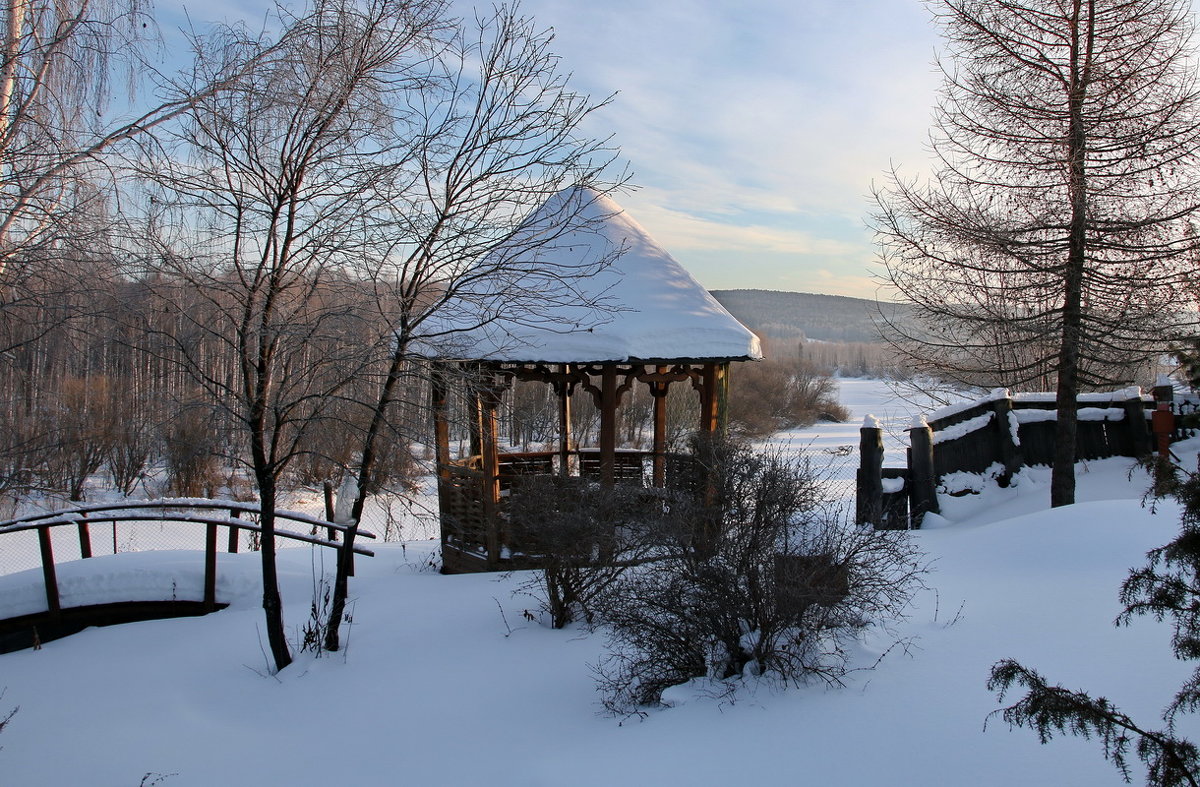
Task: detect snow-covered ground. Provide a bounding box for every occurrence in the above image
[1,377,1194,786]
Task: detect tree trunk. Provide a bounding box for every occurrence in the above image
[323,346,410,651]
[1051,0,1092,509]
[256,473,292,671]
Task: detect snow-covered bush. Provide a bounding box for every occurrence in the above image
[593,440,927,713]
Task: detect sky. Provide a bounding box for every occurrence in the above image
[158,0,944,299]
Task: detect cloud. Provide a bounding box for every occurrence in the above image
[516,0,942,292]
[155,0,940,296]
[624,198,862,256]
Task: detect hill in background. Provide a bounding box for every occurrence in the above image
[709,289,910,345]
[710,289,915,376]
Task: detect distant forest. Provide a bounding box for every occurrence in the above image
[710,289,912,377]
[709,289,912,344]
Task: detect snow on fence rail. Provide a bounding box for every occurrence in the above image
[856,384,1194,530]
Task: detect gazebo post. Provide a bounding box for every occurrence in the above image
[467,366,484,460]
[431,367,452,475]
[695,362,729,555]
[599,365,618,486]
[431,367,452,520]
[651,365,669,488]
[700,362,721,436]
[478,371,505,569]
[558,363,573,478]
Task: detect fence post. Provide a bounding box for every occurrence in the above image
[323,480,338,542]
[76,511,92,559]
[856,416,884,527]
[227,507,240,553]
[991,391,1022,486]
[204,522,218,612]
[38,527,60,616]
[1123,387,1152,458]
[908,415,939,526]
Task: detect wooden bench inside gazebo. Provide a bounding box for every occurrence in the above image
[426,187,761,573]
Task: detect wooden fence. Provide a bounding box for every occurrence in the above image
[856,385,1194,530]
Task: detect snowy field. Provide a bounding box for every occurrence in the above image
[1,377,1195,786]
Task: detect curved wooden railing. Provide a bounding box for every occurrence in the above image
[0,499,377,620]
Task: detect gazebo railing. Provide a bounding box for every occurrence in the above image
[438,447,694,572]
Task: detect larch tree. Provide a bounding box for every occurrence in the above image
[874,0,1200,506]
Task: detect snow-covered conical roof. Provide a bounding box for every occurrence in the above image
[427,186,761,364]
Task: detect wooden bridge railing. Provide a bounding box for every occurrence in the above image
[0,499,377,618]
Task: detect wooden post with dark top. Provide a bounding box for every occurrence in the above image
[478,377,503,568]
[203,521,218,611]
[38,527,60,616]
[76,511,92,559]
[992,394,1022,486]
[431,368,456,569]
[431,369,452,504]
[1124,389,1152,458]
[599,365,618,487]
[856,419,884,527]
[558,364,573,479]
[651,365,670,488]
[908,419,939,527]
[699,363,720,436]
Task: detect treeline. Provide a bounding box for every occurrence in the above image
[0,260,427,511]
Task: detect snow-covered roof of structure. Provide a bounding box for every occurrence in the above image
[424,186,762,364]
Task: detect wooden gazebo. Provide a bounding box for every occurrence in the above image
[426,187,761,573]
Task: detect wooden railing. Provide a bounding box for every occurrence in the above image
[855,387,1196,530]
[0,500,376,618]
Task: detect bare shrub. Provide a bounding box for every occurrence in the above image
[0,412,45,512]
[162,403,221,498]
[728,347,849,438]
[289,414,357,489]
[594,440,927,713]
[105,418,155,496]
[103,384,157,496]
[507,477,656,629]
[39,376,116,501]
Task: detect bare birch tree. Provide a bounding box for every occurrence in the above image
[321,4,624,651]
[0,0,262,277]
[875,0,1200,506]
[133,0,449,671]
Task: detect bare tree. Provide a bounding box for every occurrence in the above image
[133,0,450,671]
[874,0,1200,506]
[0,0,264,279]
[321,3,623,651]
